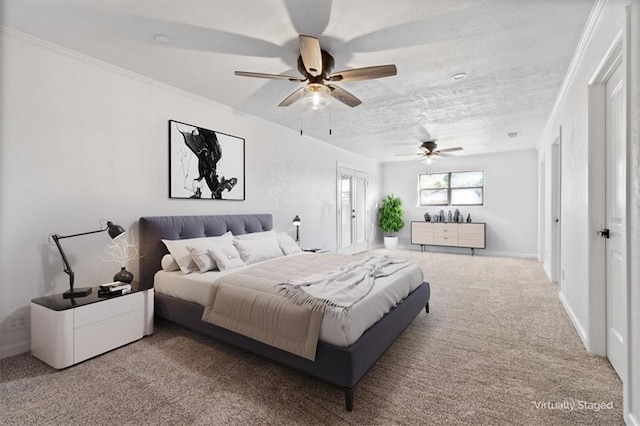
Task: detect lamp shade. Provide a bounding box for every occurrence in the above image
[301,84,330,110]
[292,215,301,226]
[107,222,125,239]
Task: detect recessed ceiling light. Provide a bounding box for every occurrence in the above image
[154,34,171,44]
[452,73,467,80]
[472,118,483,123]
[507,131,521,138]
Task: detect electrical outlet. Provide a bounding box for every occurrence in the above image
[5,313,28,332]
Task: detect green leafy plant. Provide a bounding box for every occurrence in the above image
[378,194,405,236]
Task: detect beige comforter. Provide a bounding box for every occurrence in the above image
[202,253,357,361]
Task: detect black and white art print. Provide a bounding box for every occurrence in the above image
[169,120,245,200]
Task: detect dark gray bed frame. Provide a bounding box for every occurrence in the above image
[139,214,430,411]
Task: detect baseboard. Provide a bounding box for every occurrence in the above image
[558,291,589,350]
[0,340,30,360]
[395,245,537,259]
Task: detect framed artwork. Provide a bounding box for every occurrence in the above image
[169,120,245,200]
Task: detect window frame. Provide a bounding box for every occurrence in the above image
[418,170,484,207]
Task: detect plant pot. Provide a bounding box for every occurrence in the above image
[384,236,399,250]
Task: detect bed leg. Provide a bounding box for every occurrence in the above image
[425,302,429,314]
[343,387,354,411]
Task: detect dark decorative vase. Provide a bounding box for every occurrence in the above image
[424,212,431,222]
[466,214,472,223]
[114,267,133,284]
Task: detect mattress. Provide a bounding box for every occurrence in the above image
[154,252,424,346]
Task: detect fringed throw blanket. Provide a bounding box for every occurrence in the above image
[277,256,411,318]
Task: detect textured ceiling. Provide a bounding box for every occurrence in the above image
[1,0,594,162]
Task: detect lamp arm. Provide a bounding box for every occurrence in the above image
[51,234,75,291]
[54,227,107,240]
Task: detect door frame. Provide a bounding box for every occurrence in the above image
[336,164,368,254]
[586,30,627,361]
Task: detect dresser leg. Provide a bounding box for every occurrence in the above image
[425,302,429,314]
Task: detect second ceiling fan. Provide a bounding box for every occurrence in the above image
[235,35,397,109]
[397,140,464,160]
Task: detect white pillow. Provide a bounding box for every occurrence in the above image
[208,245,246,271]
[188,247,217,273]
[277,232,302,255]
[161,254,180,272]
[233,230,277,240]
[162,232,232,274]
[234,237,284,264]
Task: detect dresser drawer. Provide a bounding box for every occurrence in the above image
[74,292,143,328]
[433,234,457,245]
[434,223,458,236]
[458,224,485,248]
[412,222,434,244]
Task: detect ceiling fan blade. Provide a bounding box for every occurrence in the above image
[299,35,323,77]
[278,87,305,107]
[395,153,422,157]
[234,71,305,82]
[327,84,362,107]
[437,152,454,157]
[329,65,397,82]
[438,147,463,153]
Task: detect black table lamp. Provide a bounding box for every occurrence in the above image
[292,215,301,243]
[51,221,125,299]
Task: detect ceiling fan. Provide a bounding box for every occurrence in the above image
[234,35,397,109]
[396,140,464,160]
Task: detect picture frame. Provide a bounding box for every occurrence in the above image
[168,120,245,200]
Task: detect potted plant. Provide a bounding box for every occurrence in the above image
[378,194,405,249]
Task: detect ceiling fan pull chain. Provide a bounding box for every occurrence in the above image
[329,104,332,136]
[300,104,304,136]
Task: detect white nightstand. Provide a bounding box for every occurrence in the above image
[31,282,154,369]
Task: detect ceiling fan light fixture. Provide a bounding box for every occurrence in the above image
[424,157,435,165]
[301,83,331,110]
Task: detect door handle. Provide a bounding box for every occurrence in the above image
[598,228,610,239]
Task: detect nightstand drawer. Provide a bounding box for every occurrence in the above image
[74,309,144,363]
[74,292,143,328]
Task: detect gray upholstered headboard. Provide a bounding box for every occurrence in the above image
[138,214,273,288]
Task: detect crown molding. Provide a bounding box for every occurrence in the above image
[537,0,609,151]
[0,26,372,163]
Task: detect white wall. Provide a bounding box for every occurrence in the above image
[381,150,538,257]
[537,0,628,351]
[0,31,381,358]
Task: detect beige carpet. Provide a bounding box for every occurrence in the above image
[0,250,623,425]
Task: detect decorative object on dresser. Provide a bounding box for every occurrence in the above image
[31,281,154,369]
[169,120,245,200]
[103,232,139,284]
[411,221,486,255]
[378,195,405,249]
[292,215,301,244]
[50,220,125,299]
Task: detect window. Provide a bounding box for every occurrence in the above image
[419,170,484,206]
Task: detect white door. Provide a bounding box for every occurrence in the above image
[337,167,368,254]
[604,63,626,379]
[354,171,368,253]
[551,139,561,285]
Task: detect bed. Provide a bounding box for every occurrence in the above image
[139,214,430,411]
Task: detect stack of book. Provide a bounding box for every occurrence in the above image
[98,282,132,297]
